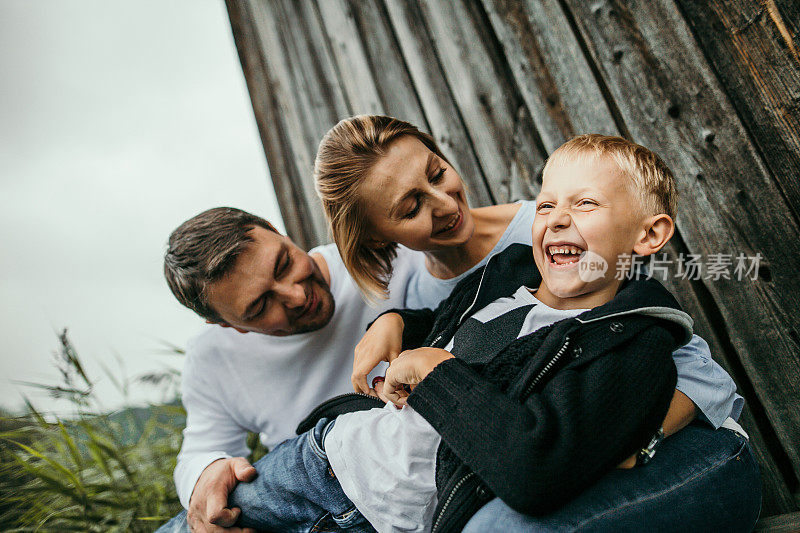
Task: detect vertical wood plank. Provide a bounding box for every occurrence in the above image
[312,0,429,126]
[657,238,800,514]
[676,0,800,224]
[226,0,316,247]
[341,0,429,126]
[480,0,799,508]
[226,0,800,512]
[774,0,799,52]
[481,0,618,152]
[238,0,351,246]
[315,0,385,115]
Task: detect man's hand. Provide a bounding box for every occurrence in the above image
[187,457,258,533]
[352,312,405,396]
[381,347,454,406]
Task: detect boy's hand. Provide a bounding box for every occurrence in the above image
[382,347,454,406]
[352,312,404,396]
[617,454,637,469]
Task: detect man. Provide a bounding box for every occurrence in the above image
[160,207,419,532]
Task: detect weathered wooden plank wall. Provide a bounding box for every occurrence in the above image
[225,0,800,517]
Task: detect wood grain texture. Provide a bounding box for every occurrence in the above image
[477,0,799,507]
[755,511,800,532]
[262,0,347,244]
[225,0,315,247]
[676,0,800,225]
[316,0,385,116]
[562,0,800,481]
[772,0,799,56]
[656,238,799,515]
[481,0,618,152]
[336,0,429,126]
[231,0,348,247]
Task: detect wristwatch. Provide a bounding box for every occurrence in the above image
[636,427,665,466]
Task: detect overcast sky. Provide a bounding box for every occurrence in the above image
[0,1,285,413]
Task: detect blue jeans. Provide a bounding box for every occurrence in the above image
[462,424,762,532]
[159,423,760,532]
[156,418,375,533]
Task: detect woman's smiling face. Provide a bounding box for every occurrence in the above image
[359,135,474,251]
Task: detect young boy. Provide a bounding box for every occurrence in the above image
[212,135,717,532]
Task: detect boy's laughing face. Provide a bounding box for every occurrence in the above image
[532,153,647,309]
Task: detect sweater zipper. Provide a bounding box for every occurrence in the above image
[433,320,571,530]
[457,250,501,326]
[522,336,571,398]
[429,251,501,346]
[318,391,381,403]
[431,471,476,533]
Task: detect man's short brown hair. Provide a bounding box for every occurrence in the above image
[163,207,278,322]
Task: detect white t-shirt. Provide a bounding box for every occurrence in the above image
[173,243,419,508]
[325,286,587,533]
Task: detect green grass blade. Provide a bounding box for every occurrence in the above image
[7,440,86,497]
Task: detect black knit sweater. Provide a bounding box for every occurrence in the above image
[395,244,690,532]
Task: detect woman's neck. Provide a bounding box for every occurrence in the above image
[424,244,483,279]
[423,203,520,279]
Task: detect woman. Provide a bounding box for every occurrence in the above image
[314,115,760,531]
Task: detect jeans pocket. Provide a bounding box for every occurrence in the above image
[331,505,365,527]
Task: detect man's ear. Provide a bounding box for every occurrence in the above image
[632,214,674,256]
[206,319,250,335]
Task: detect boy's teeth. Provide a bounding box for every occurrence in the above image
[552,254,579,265]
[548,245,583,255]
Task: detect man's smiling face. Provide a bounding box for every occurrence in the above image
[205,226,335,336]
[532,153,646,309]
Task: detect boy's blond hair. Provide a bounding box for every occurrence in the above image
[543,134,678,220]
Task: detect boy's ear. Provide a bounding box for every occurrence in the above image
[206,319,250,335]
[633,214,674,256]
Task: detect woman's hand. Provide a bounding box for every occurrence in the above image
[381,347,454,407]
[352,312,405,396]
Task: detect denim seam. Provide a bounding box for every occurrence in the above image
[307,428,327,462]
[575,435,748,531]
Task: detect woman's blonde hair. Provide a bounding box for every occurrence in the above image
[314,115,450,300]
